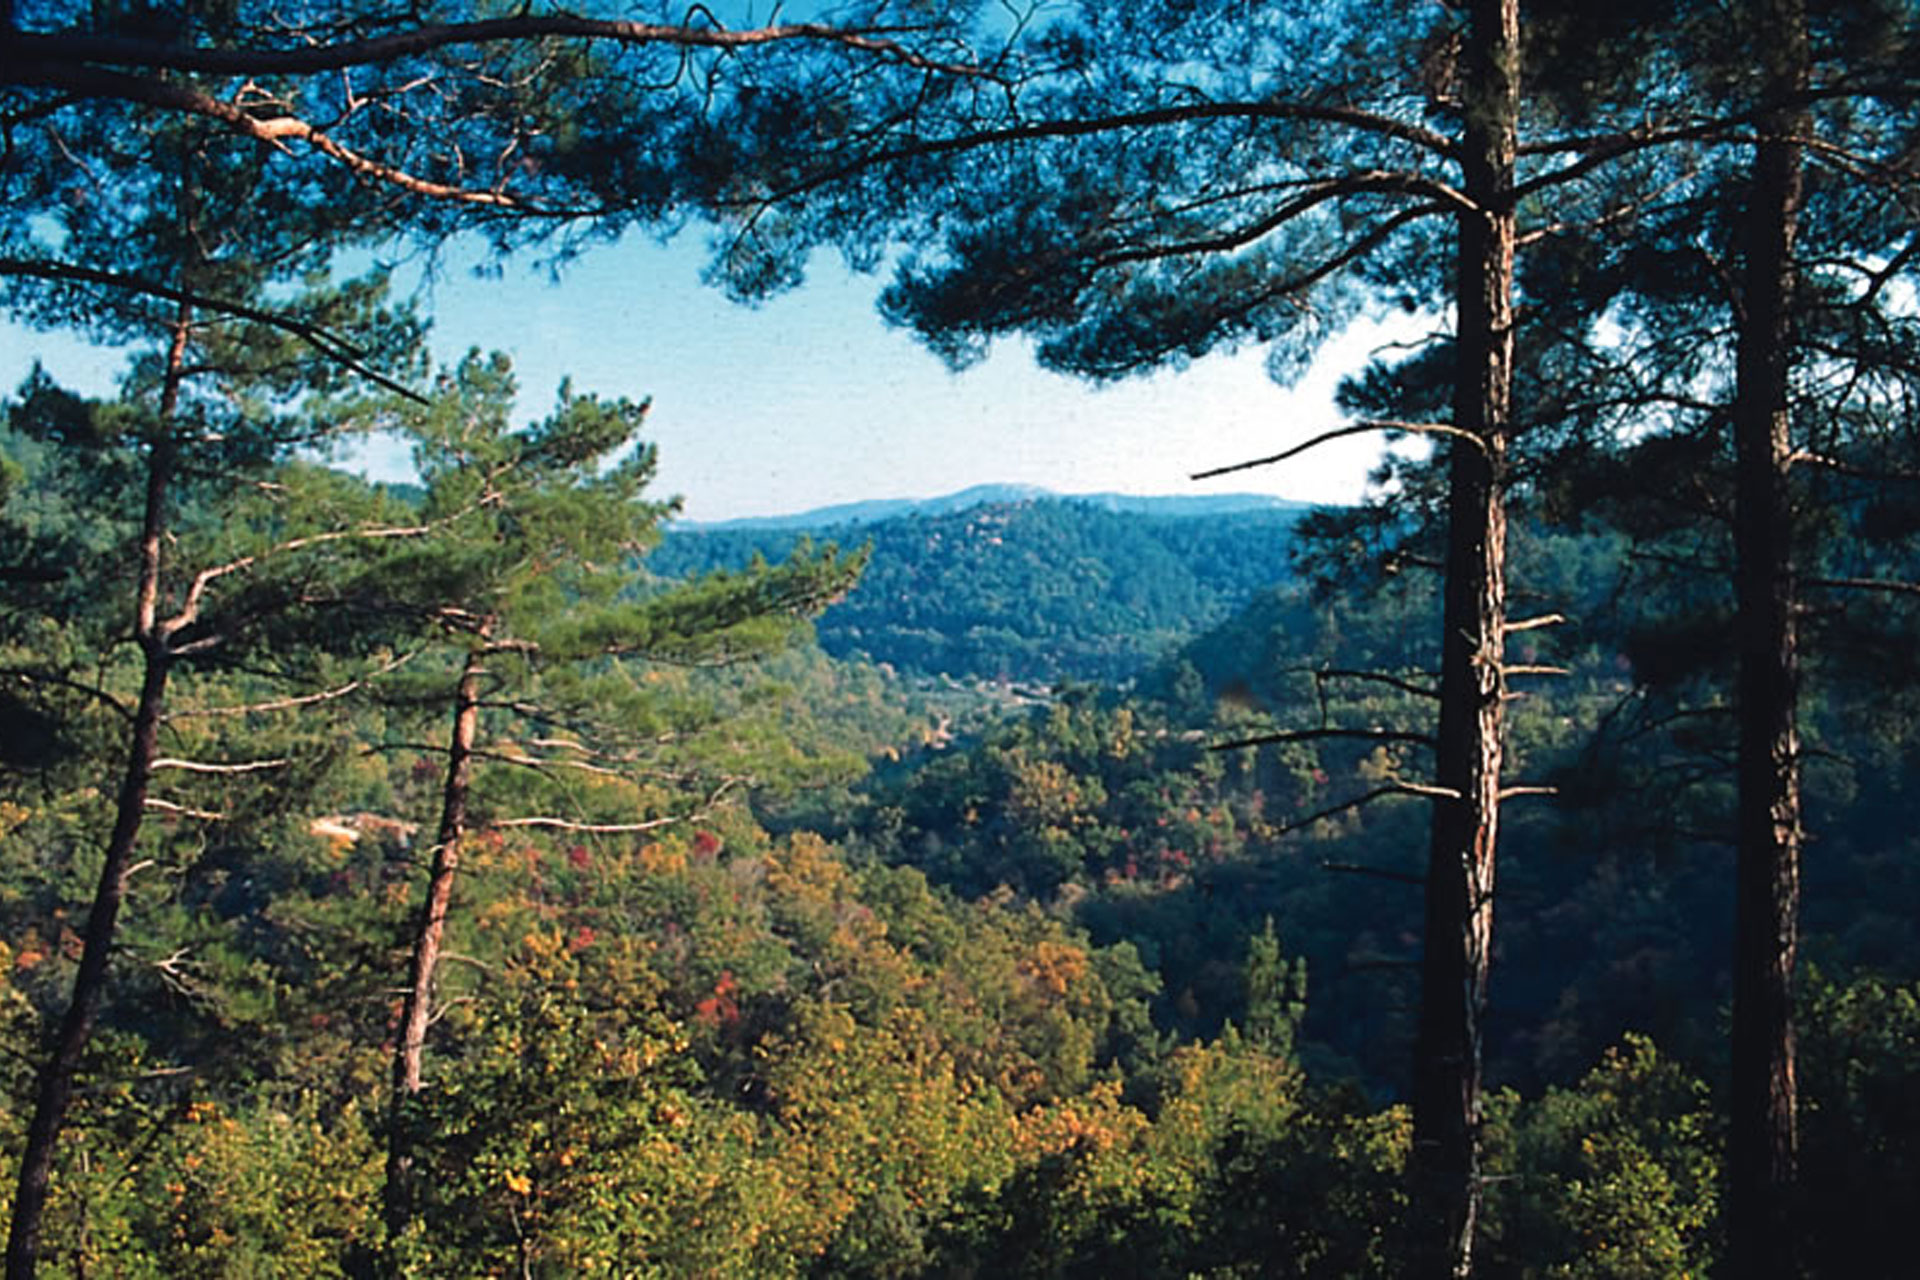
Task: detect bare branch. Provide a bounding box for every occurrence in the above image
[1501,664,1571,677]
[1269,781,1457,838]
[425,994,476,1029]
[173,649,420,718]
[1498,785,1559,800]
[1193,419,1481,482]
[1211,727,1434,752]
[490,815,680,834]
[1502,614,1566,634]
[1303,667,1440,701]
[143,798,225,821]
[1391,779,1463,800]
[150,756,288,774]
[482,749,626,779]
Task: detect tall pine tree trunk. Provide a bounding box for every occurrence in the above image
[383,647,484,1244]
[6,311,190,1280]
[1729,2,1808,1273]
[1408,2,1517,1276]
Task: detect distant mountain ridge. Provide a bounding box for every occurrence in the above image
[679,484,1311,531]
[654,492,1308,683]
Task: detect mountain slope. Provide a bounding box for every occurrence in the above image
[653,495,1307,683]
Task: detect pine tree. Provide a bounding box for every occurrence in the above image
[1497,7,1920,1270]
[679,3,1674,1270]
[352,352,864,1250]
[0,101,425,1274]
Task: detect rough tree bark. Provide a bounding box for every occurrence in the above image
[6,309,190,1280]
[383,646,485,1244]
[1407,2,1518,1276]
[1729,1,1809,1274]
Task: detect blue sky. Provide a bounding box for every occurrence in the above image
[2,232,1433,521]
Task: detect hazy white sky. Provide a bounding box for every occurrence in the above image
[2,233,1436,521]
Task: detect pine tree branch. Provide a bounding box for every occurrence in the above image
[1511,115,1736,198]
[755,101,1461,223]
[1192,420,1481,481]
[7,19,989,218]
[6,62,541,210]
[1270,781,1457,838]
[171,649,421,718]
[1501,614,1566,634]
[1211,727,1435,752]
[1805,575,1920,598]
[149,756,288,774]
[0,258,428,404]
[1516,164,1704,247]
[1304,668,1441,700]
[8,16,988,80]
[157,522,436,645]
[1091,179,1453,268]
[476,748,628,780]
[1788,449,1920,483]
[142,798,225,821]
[490,815,679,835]
[1,668,135,724]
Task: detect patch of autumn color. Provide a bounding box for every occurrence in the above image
[694,970,740,1028]
[767,831,853,898]
[638,840,687,875]
[1012,1080,1147,1161]
[1018,938,1090,998]
[1147,1040,1302,1172]
[1007,756,1085,828]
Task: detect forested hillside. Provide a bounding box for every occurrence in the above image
[652,497,1305,683]
[6,2,1920,1279]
